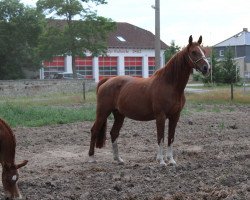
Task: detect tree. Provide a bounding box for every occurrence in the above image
[37,0,116,78]
[0,0,45,80]
[199,48,240,100]
[164,40,181,64]
[219,48,240,100]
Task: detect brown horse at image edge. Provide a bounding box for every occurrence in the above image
[0,118,28,199]
[88,35,210,166]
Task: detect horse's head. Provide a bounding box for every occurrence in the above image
[187,35,210,76]
[2,160,28,199]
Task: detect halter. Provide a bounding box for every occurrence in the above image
[188,54,206,72]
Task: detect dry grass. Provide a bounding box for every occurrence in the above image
[186,87,250,104]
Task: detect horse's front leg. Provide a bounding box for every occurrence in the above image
[166,114,180,165]
[156,114,167,166]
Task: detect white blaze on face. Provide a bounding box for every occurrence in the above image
[198,46,210,70]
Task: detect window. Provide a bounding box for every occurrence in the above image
[116,36,126,42]
[219,50,224,57]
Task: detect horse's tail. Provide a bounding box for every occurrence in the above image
[94,119,107,148]
[96,78,109,93]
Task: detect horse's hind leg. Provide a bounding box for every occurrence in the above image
[88,112,110,163]
[156,113,167,166]
[110,110,125,164]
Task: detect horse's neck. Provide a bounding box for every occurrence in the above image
[0,136,16,166]
[0,121,16,165]
[157,51,192,92]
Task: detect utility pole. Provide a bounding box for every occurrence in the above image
[210,48,213,83]
[154,0,161,70]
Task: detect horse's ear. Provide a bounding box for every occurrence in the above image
[198,36,202,44]
[189,35,193,45]
[16,160,28,169]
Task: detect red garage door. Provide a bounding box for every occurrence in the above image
[75,56,93,79]
[43,56,65,79]
[125,57,142,77]
[99,57,118,79]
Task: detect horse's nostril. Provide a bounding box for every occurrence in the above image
[203,65,208,71]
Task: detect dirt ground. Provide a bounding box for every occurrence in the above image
[1,104,249,200]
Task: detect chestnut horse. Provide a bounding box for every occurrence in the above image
[0,118,28,199]
[89,36,210,166]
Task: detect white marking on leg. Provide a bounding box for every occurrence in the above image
[12,175,17,181]
[112,139,124,164]
[88,155,97,163]
[166,144,176,165]
[156,139,166,166]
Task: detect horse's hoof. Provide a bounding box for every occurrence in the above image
[114,157,124,165]
[118,161,124,165]
[168,159,177,166]
[88,156,97,163]
[159,161,167,166]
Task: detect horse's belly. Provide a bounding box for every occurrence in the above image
[118,105,155,121]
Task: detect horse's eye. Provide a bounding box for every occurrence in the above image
[191,51,197,56]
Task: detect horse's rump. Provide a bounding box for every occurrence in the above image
[97,77,110,93]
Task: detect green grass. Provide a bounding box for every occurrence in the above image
[0,103,96,127]
[0,91,97,127]
[0,86,249,127]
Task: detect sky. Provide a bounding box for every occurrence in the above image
[21,0,250,47]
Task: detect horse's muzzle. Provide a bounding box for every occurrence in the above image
[201,65,211,76]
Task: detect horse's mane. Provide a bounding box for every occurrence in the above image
[153,47,192,84]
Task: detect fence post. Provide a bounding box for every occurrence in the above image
[82,81,86,101]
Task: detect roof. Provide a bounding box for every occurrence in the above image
[214,28,250,47]
[108,22,168,49]
[47,19,168,50]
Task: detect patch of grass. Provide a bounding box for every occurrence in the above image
[212,105,221,113]
[219,121,225,131]
[0,103,96,127]
[194,104,205,112]
[181,107,190,116]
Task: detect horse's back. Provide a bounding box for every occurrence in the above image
[97,76,136,102]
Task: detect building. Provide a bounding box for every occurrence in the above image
[213,28,250,79]
[42,22,168,82]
